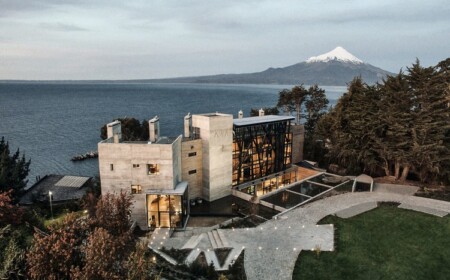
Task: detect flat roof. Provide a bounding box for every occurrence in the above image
[19,175,91,205]
[146,181,188,195]
[233,115,295,127]
[55,176,90,188]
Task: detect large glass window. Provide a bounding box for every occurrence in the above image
[146,193,188,228]
[232,120,293,186]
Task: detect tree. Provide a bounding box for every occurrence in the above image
[249,107,279,116]
[376,71,414,180]
[27,192,138,280]
[303,85,329,161]
[277,85,309,124]
[305,84,329,127]
[100,118,149,141]
[126,241,157,280]
[27,213,87,280]
[71,228,123,280]
[406,60,450,182]
[0,235,26,280]
[0,137,30,201]
[276,89,293,116]
[0,191,24,227]
[90,191,132,238]
[312,58,450,183]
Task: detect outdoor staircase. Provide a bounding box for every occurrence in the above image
[207,229,231,249]
[181,233,205,249]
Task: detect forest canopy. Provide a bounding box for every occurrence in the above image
[312,58,450,184]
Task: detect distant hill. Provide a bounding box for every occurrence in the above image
[146,47,393,86]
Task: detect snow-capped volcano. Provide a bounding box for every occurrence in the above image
[306,46,363,64]
[147,46,392,85]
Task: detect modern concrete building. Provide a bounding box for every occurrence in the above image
[98,111,304,230]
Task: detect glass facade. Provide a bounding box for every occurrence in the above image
[147,192,188,228]
[239,169,298,196]
[232,120,293,186]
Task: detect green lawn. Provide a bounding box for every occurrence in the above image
[293,203,450,280]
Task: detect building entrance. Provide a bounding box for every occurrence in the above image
[147,194,187,228]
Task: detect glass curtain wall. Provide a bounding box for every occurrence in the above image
[232,120,292,186]
[240,169,298,196]
[147,192,188,228]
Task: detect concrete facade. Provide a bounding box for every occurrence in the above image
[291,124,304,163]
[98,112,305,229]
[98,133,183,228]
[192,113,233,201]
[181,138,203,199]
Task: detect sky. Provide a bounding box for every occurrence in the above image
[0,0,449,80]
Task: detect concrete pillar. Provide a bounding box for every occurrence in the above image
[149,116,160,143]
[106,121,122,143]
[184,113,191,138]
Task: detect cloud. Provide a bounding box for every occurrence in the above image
[39,22,88,32]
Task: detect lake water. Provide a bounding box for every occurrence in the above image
[0,82,346,185]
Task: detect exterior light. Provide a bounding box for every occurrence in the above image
[276,247,279,250]
[48,191,53,220]
[293,248,297,251]
[258,247,262,250]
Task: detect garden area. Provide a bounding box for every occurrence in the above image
[293,203,450,279]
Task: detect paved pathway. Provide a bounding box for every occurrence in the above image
[150,185,450,280]
[238,191,450,280]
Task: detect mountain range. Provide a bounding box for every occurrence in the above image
[146,47,393,86]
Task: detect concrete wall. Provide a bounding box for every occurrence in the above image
[292,124,304,163]
[192,113,233,201]
[181,139,203,199]
[98,135,182,228]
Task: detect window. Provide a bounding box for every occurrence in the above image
[192,127,200,139]
[131,185,142,194]
[110,164,114,171]
[188,169,197,175]
[147,164,159,175]
[133,164,140,168]
[188,152,197,157]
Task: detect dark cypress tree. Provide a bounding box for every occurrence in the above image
[0,137,30,201]
[407,60,450,182]
[376,72,414,180]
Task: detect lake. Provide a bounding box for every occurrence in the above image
[0,82,346,185]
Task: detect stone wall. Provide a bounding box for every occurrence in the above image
[181,138,203,199]
[192,113,233,201]
[98,135,182,228]
[291,124,304,163]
